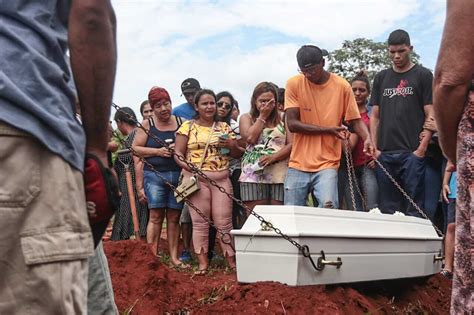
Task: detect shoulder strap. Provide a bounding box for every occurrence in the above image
[197,122,215,170]
[175,115,183,128]
[148,117,155,127]
[187,120,195,138]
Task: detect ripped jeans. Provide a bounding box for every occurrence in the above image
[284,168,339,208]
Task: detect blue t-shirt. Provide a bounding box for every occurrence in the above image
[172,102,196,120]
[448,171,457,199]
[0,1,85,171]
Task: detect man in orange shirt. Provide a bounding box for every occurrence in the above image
[285,45,374,208]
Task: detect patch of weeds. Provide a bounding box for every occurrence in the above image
[122,286,158,314]
[401,299,429,315]
[160,251,172,266]
[209,255,228,270]
[160,252,198,271]
[122,296,141,315]
[197,283,232,306]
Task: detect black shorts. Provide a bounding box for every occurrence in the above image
[447,199,456,224]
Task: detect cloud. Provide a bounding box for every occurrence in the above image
[111,0,438,117]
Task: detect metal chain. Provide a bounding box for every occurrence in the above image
[343,138,442,237]
[111,103,325,270]
[343,139,367,211]
[373,158,444,237]
[112,130,235,250]
[343,139,358,211]
[349,148,367,210]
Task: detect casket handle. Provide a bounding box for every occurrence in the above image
[317,251,343,270]
[433,250,444,263]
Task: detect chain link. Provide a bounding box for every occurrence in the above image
[343,137,442,237]
[372,158,444,237]
[343,139,367,211]
[343,139,358,211]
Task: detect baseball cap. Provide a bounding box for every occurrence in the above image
[297,45,328,70]
[181,78,201,94]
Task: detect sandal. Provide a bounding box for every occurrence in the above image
[193,269,208,276]
[440,269,453,280]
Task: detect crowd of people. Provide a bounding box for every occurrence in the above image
[109,29,460,283]
[1,1,471,314]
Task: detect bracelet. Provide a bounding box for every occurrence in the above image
[257,117,266,124]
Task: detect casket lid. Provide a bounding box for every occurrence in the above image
[232,206,441,240]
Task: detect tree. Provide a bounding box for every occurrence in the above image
[327,38,421,84]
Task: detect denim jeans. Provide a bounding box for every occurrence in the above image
[423,156,442,220]
[375,152,425,217]
[284,168,339,208]
[339,164,378,211]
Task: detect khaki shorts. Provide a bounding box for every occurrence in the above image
[0,122,94,314]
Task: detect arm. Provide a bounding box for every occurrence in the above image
[239,113,264,145]
[441,160,454,203]
[351,118,375,156]
[218,123,245,158]
[133,157,147,204]
[228,139,245,159]
[414,105,435,158]
[240,98,275,145]
[259,120,293,167]
[349,133,358,150]
[369,106,380,158]
[132,119,171,158]
[433,0,474,163]
[108,141,119,152]
[174,134,191,172]
[69,0,116,165]
[286,108,347,137]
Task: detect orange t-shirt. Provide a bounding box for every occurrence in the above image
[284,73,360,172]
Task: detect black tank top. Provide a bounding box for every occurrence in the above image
[144,116,182,172]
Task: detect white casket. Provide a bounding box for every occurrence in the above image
[231,206,443,286]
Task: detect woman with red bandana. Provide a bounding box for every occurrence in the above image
[133,87,187,268]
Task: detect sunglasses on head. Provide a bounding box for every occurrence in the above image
[217,101,232,110]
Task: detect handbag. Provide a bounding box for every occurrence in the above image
[174,122,215,203]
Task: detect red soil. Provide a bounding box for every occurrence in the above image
[104,240,452,314]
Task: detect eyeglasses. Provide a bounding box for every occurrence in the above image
[217,101,232,110]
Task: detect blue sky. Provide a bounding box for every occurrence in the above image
[111,0,446,116]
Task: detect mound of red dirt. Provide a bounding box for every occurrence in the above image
[104,240,452,314]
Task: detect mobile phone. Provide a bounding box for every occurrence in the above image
[219,134,230,155]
